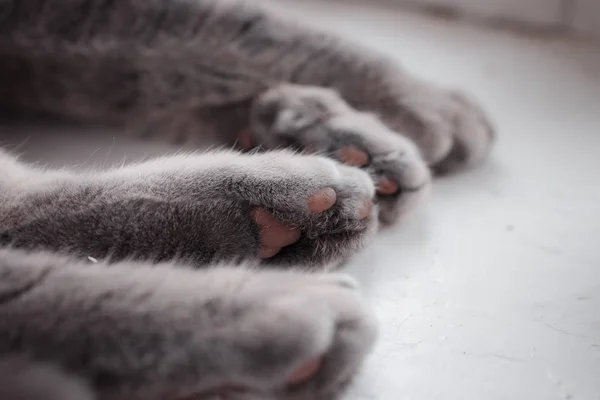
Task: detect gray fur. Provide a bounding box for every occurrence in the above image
[0,0,497,398]
[0,148,377,266]
[0,356,95,400]
[0,248,377,400]
[0,0,494,170]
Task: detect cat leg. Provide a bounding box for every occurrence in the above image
[0,0,493,172]
[0,148,376,267]
[0,0,271,144]
[0,248,377,400]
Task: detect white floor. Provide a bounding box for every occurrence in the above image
[2,1,600,399]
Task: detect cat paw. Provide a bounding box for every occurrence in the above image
[433,90,496,174]
[247,84,431,224]
[236,151,377,266]
[196,269,378,400]
[380,81,496,174]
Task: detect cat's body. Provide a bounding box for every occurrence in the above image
[0,0,495,398]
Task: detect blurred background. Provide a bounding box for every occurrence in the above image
[1,0,599,399]
[351,0,600,42]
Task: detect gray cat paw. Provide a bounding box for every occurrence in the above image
[240,152,378,266]
[430,90,496,174]
[198,269,378,400]
[381,81,496,174]
[248,85,431,224]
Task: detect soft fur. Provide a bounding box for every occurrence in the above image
[0,0,495,398]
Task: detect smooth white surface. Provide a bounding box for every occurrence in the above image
[373,0,564,25]
[2,2,600,399]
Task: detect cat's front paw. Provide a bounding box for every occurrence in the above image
[247,84,431,224]
[239,151,378,267]
[198,269,378,400]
